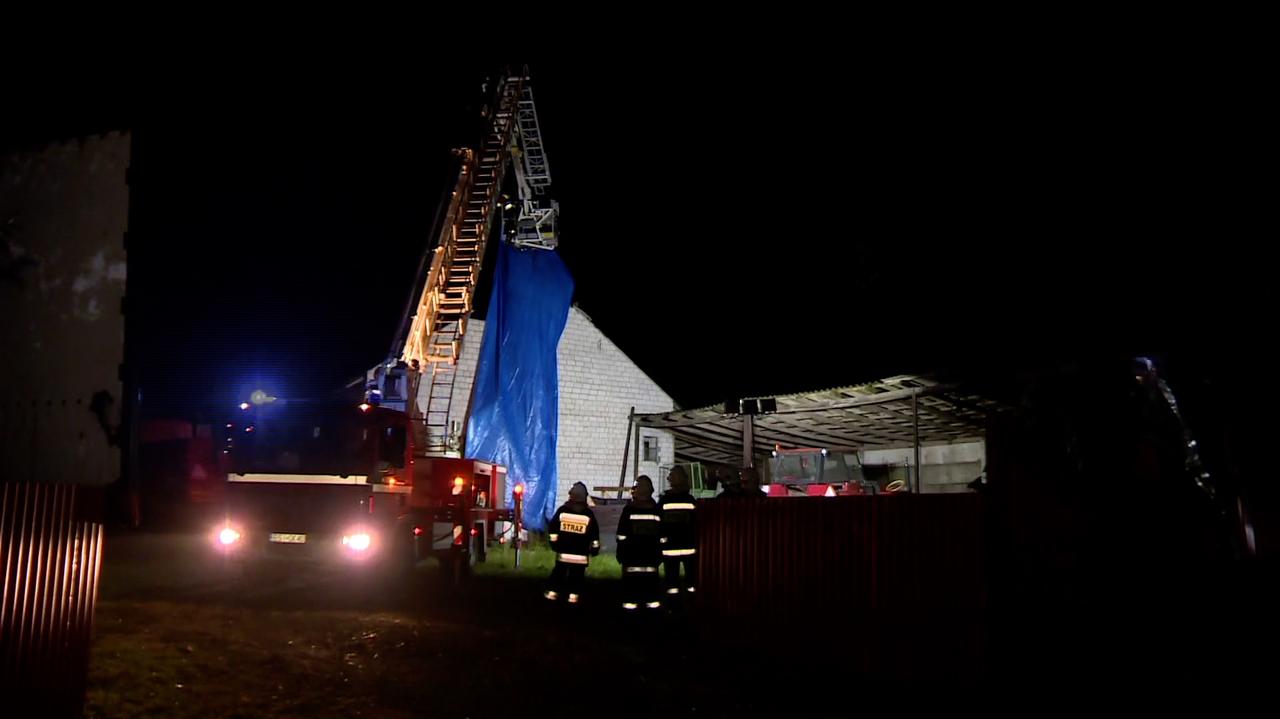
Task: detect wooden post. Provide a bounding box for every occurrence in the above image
[913,390,921,493]
[616,407,635,498]
[634,414,642,485]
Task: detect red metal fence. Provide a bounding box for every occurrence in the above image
[1,482,105,717]
[697,495,986,679]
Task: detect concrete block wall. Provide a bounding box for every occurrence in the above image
[422,306,675,504]
[858,440,985,493]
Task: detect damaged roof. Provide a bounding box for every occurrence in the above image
[634,375,1002,465]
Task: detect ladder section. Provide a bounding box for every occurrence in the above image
[400,75,524,453]
[516,85,552,193]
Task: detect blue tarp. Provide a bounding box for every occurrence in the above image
[465,243,574,531]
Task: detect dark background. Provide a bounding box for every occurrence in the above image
[2,43,1265,417]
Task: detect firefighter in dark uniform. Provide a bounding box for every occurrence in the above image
[659,466,698,597]
[718,466,765,499]
[616,475,663,610]
[544,482,600,604]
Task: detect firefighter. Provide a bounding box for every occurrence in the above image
[721,465,757,498]
[616,475,663,610]
[544,482,600,604]
[718,466,763,499]
[659,466,698,597]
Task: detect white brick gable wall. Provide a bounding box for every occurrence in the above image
[423,306,675,504]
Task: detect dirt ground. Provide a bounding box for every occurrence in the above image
[85,531,794,719]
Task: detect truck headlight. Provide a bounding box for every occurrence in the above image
[342,531,372,552]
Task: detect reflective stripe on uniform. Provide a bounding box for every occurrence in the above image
[616,534,627,541]
[559,513,590,534]
[624,566,658,573]
[630,514,659,521]
[662,548,697,557]
[567,593,580,603]
[659,537,668,543]
[666,587,680,595]
[646,601,662,609]
[663,503,696,511]
[559,553,589,565]
[622,602,638,610]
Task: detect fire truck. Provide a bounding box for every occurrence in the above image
[213,67,556,578]
[367,65,559,570]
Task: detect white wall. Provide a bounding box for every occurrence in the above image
[0,133,130,486]
[425,306,676,504]
[857,440,985,494]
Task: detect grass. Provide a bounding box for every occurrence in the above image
[471,543,621,580]
[85,586,708,719]
[87,600,443,719]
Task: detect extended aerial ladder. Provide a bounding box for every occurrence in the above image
[369,68,560,457]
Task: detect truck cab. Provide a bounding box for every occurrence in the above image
[214,399,415,571]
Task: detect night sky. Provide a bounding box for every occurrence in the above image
[4,49,1264,418]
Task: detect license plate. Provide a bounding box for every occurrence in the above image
[269,533,307,544]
